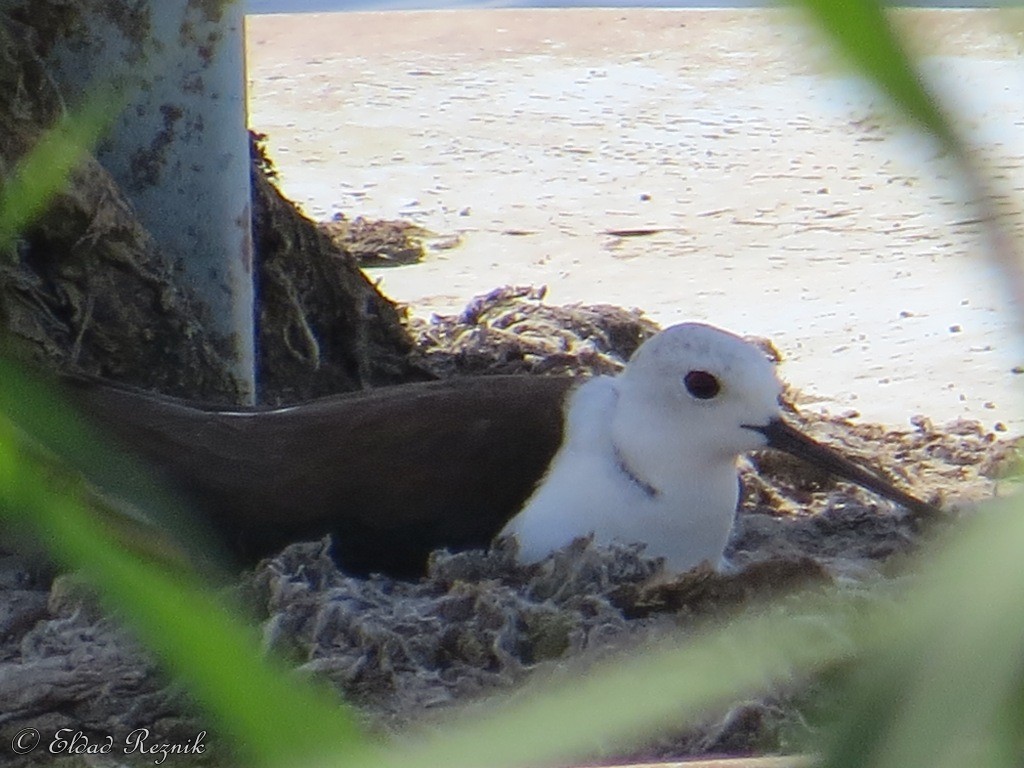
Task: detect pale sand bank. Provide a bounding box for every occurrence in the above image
[247,9,1024,433]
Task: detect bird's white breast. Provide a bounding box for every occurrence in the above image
[500,375,742,572]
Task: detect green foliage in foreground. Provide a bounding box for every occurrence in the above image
[797,0,961,150]
[0,367,370,768]
[0,95,116,253]
[1,2,1023,767]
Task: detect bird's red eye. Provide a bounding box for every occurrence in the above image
[684,370,720,400]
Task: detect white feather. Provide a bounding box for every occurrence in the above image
[500,322,783,573]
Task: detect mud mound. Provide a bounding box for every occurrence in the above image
[0,10,426,406]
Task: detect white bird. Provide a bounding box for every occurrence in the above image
[501,322,934,573]
[62,321,936,578]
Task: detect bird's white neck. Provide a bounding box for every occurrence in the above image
[502,376,742,572]
[609,384,740,498]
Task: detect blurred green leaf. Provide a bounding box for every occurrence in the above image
[0,94,118,251]
[783,5,1024,764]
[0,359,231,572]
[792,0,1024,319]
[793,0,960,152]
[377,601,854,768]
[824,502,1024,768]
[0,378,372,768]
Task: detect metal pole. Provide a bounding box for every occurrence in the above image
[7,0,257,402]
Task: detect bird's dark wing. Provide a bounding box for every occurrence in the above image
[62,375,576,577]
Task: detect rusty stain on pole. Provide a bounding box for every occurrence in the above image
[28,0,257,402]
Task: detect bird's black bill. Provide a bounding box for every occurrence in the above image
[744,418,940,519]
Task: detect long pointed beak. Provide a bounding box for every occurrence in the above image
[743,418,940,519]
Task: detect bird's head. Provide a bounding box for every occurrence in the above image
[615,322,783,461]
[614,322,939,517]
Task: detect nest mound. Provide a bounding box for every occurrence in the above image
[411,285,660,378]
[318,214,427,267]
[3,286,1016,766]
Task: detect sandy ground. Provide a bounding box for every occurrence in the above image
[246,9,1024,433]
